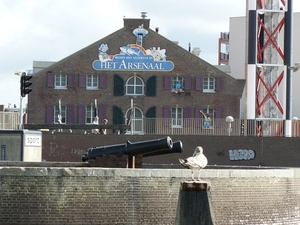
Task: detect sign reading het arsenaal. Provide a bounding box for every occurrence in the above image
[92,25,174,71]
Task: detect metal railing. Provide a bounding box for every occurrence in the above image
[125,118,300,137]
[0,112,19,130]
[2,112,300,137]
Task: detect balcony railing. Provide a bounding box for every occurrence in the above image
[125,118,300,137]
[2,111,300,137]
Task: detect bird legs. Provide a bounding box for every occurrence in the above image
[191,170,202,181]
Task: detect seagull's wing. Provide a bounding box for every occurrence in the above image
[194,154,208,169]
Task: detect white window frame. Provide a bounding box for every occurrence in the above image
[55,74,67,89]
[86,74,98,90]
[171,77,184,92]
[203,77,215,93]
[171,107,183,128]
[86,106,96,124]
[54,105,66,124]
[126,76,144,96]
[125,107,144,135]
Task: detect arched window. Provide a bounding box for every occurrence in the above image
[126,76,144,95]
[125,107,144,134]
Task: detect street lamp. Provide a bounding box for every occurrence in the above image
[226,116,234,136]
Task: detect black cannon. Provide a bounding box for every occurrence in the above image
[82,136,173,162]
[143,140,183,157]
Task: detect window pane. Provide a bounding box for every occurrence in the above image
[136,78,142,85]
[127,86,134,94]
[136,86,142,94]
[128,78,134,85]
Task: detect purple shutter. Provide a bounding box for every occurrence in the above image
[47,72,54,87]
[194,107,201,127]
[216,77,223,91]
[67,73,74,87]
[99,74,106,89]
[46,104,54,124]
[164,75,171,90]
[195,76,202,90]
[99,104,106,122]
[163,106,170,126]
[215,107,223,127]
[184,75,191,90]
[184,107,191,127]
[79,74,86,88]
[78,104,85,124]
[67,105,74,124]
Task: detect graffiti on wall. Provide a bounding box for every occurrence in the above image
[45,141,86,161]
[228,149,256,161]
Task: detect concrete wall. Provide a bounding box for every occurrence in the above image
[1,166,300,224]
[40,133,300,168]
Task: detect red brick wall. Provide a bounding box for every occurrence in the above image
[1,167,300,224]
[27,19,243,126]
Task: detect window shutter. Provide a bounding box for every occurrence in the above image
[184,107,191,127]
[146,75,156,96]
[67,73,74,87]
[47,72,54,87]
[78,104,85,124]
[99,73,106,89]
[215,107,223,127]
[145,106,156,133]
[163,106,170,127]
[184,75,191,90]
[164,75,171,90]
[46,104,54,124]
[194,106,201,127]
[113,105,124,133]
[99,104,106,122]
[79,74,86,88]
[114,74,124,96]
[195,76,202,90]
[216,77,223,91]
[67,105,74,124]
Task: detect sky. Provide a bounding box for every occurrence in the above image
[1,0,299,108]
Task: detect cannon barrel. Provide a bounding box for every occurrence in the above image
[82,136,173,161]
[143,140,183,157]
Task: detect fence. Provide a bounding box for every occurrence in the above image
[0,112,19,130]
[126,118,300,137]
[2,111,300,137]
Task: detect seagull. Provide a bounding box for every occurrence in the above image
[179,146,208,180]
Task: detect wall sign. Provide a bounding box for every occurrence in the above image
[24,134,42,147]
[92,25,174,71]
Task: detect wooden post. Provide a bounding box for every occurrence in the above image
[175,181,214,225]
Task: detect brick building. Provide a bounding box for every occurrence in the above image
[28,17,245,133]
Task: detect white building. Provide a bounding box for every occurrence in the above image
[227,12,300,119]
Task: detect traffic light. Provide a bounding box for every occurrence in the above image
[20,71,32,97]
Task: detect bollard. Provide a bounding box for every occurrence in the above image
[175,181,214,225]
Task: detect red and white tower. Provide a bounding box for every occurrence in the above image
[246,0,293,136]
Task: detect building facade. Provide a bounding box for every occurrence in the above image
[28,18,245,134]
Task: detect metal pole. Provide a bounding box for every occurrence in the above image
[284,0,293,137]
[19,96,23,130]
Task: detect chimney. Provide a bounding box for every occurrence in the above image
[141,12,147,19]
